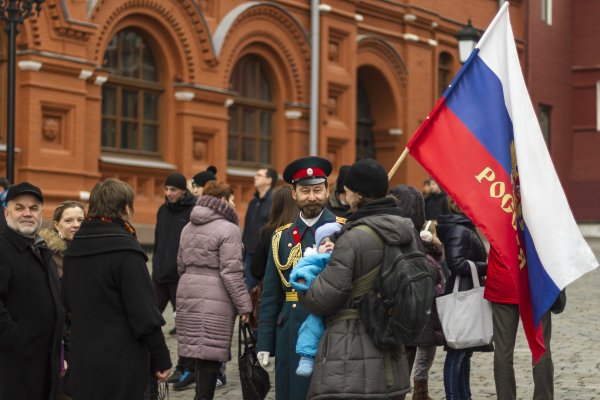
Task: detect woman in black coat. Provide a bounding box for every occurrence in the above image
[62,179,172,400]
[436,197,489,400]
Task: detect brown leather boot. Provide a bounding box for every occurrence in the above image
[413,379,432,400]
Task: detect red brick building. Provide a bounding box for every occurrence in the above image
[526,0,600,221]
[0,1,545,240]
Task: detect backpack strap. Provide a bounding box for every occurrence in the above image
[353,225,384,249]
[349,225,384,298]
[352,224,394,387]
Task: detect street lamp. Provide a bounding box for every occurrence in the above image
[0,0,45,184]
[456,19,480,64]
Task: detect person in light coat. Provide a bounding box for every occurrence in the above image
[176,181,252,400]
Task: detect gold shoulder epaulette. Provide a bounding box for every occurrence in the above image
[336,216,347,224]
[275,223,293,233]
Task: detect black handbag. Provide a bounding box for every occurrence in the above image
[238,322,271,400]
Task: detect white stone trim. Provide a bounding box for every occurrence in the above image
[94,76,107,86]
[79,70,94,80]
[227,167,257,178]
[285,110,302,120]
[18,61,42,71]
[174,91,195,101]
[99,155,176,170]
[403,33,419,42]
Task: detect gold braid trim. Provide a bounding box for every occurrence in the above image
[271,230,302,288]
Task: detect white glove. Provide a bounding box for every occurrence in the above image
[257,351,270,367]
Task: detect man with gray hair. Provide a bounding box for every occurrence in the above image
[0,182,64,400]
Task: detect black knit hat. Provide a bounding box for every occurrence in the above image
[335,165,350,194]
[192,166,217,187]
[343,159,388,199]
[164,173,187,191]
[5,182,44,203]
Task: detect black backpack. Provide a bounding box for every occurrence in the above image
[353,225,436,350]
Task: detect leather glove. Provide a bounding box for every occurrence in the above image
[257,351,270,367]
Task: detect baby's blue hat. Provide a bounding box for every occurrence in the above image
[315,223,342,247]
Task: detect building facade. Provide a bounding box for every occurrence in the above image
[1,0,533,238]
[526,0,600,221]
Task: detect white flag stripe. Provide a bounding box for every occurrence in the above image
[478,4,598,288]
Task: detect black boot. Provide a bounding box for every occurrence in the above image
[194,369,218,400]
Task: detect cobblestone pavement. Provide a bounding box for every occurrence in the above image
[162,239,600,399]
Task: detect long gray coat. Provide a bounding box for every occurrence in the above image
[176,196,252,361]
[303,213,414,399]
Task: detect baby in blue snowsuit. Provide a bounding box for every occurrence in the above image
[290,222,342,377]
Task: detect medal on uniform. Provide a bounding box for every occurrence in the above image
[292,227,301,244]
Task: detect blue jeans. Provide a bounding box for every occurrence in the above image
[244,253,259,291]
[444,349,473,400]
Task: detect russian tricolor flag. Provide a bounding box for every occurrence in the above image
[406,2,598,361]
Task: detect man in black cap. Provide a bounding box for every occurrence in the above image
[257,156,345,400]
[151,172,197,389]
[0,182,64,400]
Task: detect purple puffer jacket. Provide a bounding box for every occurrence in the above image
[176,195,252,361]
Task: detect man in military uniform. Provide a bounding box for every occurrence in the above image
[257,156,345,400]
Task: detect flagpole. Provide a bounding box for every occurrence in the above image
[387,147,409,181]
[475,1,510,49]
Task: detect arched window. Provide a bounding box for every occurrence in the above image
[101,29,162,153]
[438,52,454,98]
[356,79,376,160]
[227,55,274,165]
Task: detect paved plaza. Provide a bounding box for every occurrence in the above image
[161,239,600,399]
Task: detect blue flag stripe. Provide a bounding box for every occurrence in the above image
[446,56,514,176]
[445,51,559,325]
[523,227,561,324]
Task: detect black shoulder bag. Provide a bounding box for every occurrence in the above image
[238,322,271,400]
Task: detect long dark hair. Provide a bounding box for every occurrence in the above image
[262,186,297,235]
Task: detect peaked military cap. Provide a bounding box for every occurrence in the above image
[283,156,332,185]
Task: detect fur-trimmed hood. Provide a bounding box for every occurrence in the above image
[190,195,239,226]
[39,228,68,257]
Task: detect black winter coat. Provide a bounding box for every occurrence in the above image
[250,227,274,280]
[424,191,449,220]
[0,227,64,400]
[152,191,196,283]
[242,189,273,255]
[63,219,172,400]
[436,213,487,294]
[437,213,492,352]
